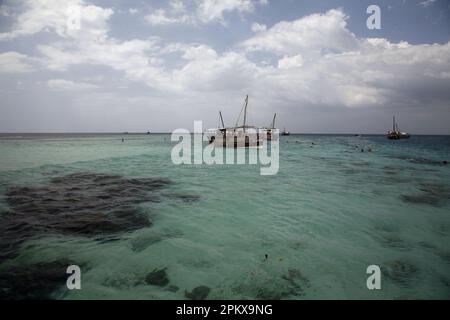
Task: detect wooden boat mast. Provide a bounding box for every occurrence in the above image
[219,111,225,129]
[243,95,248,132]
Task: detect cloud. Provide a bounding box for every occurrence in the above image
[47,78,98,91]
[145,9,194,26]
[251,22,266,32]
[31,5,450,110]
[240,9,359,55]
[144,0,262,26]
[277,54,303,69]
[234,9,450,109]
[419,0,437,7]
[197,0,254,24]
[37,38,169,88]
[0,0,113,41]
[0,51,35,73]
[173,45,258,92]
[7,1,170,89]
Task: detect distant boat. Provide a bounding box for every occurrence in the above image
[387,116,410,140]
[281,127,290,136]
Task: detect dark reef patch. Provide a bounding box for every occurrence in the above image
[375,233,411,250]
[145,268,169,287]
[391,155,448,166]
[279,268,311,297]
[0,260,74,299]
[168,193,202,203]
[185,285,211,300]
[400,182,450,207]
[0,172,173,262]
[400,194,441,206]
[229,267,311,300]
[381,260,418,285]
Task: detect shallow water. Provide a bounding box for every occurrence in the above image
[0,133,449,299]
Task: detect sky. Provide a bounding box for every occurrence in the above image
[0,0,449,134]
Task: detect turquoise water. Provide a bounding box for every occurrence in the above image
[0,133,449,299]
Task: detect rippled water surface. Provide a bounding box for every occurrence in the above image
[0,133,449,299]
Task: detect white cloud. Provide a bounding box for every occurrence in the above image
[241,9,359,55]
[35,5,450,110]
[145,9,194,26]
[145,0,268,26]
[277,54,303,69]
[0,0,113,41]
[144,0,261,26]
[129,8,138,15]
[251,22,266,32]
[37,37,169,88]
[173,45,258,92]
[6,1,170,89]
[47,79,98,91]
[197,0,254,23]
[419,0,437,7]
[170,0,186,13]
[0,51,34,73]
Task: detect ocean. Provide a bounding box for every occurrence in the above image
[0,133,449,299]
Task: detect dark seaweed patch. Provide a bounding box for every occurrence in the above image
[381,260,418,285]
[145,268,169,287]
[185,285,211,300]
[0,260,74,299]
[400,194,440,206]
[230,267,311,300]
[400,182,450,207]
[0,172,173,262]
[279,268,311,296]
[391,155,448,166]
[102,273,142,289]
[171,193,202,203]
[376,233,411,250]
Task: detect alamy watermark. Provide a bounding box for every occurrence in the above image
[366,265,381,290]
[171,121,279,176]
[366,5,381,30]
[66,265,81,290]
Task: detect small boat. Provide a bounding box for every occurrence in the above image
[387,116,410,140]
[281,127,290,136]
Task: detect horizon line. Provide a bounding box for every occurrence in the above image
[1,132,450,136]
